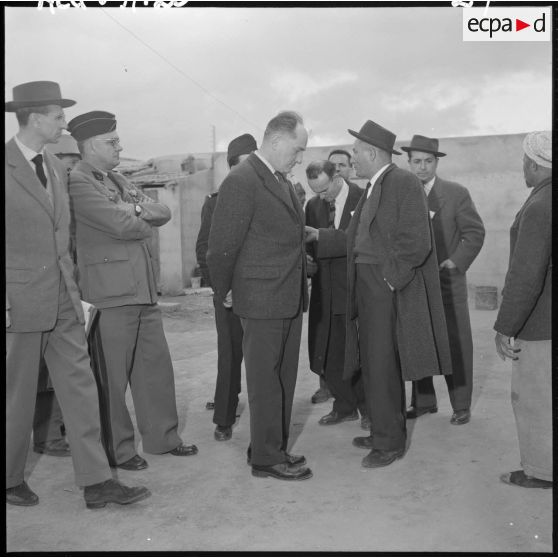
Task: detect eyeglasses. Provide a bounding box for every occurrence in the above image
[96,138,121,148]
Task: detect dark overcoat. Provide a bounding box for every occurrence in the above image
[305,182,362,374]
[206,153,308,319]
[344,163,452,381]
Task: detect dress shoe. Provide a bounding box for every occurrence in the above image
[362,448,405,468]
[33,439,71,457]
[360,415,371,431]
[247,449,306,467]
[252,462,313,481]
[205,401,215,410]
[318,409,359,425]
[214,425,232,441]
[168,443,198,456]
[6,481,39,506]
[311,387,332,404]
[83,479,151,509]
[116,455,149,471]
[450,409,471,425]
[406,405,438,419]
[500,470,553,489]
[353,435,374,449]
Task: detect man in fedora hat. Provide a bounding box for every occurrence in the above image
[402,135,485,425]
[67,110,198,471]
[344,119,452,468]
[5,80,150,508]
[495,131,552,489]
[196,132,257,441]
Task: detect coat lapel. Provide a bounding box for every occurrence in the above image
[6,139,54,220]
[339,183,362,231]
[44,150,66,226]
[428,178,445,215]
[366,163,395,227]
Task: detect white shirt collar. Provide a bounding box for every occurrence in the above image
[423,176,436,196]
[14,135,45,164]
[333,179,349,228]
[254,150,278,178]
[366,163,391,198]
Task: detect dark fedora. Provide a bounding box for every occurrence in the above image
[348,120,401,155]
[401,135,446,157]
[5,81,76,112]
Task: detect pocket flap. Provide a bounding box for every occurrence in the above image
[6,268,32,283]
[83,245,130,265]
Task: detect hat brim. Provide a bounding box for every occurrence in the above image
[5,98,76,112]
[348,129,402,155]
[400,146,446,157]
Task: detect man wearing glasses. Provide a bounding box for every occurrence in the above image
[68,111,198,472]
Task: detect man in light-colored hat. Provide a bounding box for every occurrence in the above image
[495,131,552,489]
[196,132,257,441]
[402,135,485,425]
[344,120,452,468]
[5,80,150,508]
[68,110,198,471]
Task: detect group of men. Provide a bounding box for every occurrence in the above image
[5,79,552,509]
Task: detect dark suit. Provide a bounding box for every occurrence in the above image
[5,138,111,488]
[195,193,243,428]
[411,177,485,412]
[344,164,452,451]
[69,161,182,465]
[207,153,308,467]
[306,181,365,415]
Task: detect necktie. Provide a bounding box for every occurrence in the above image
[328,200,336,229]
[275,171,293,201]
[32,154,48,189]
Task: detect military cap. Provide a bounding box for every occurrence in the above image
[68,111,117,142]
[227,133,257,167]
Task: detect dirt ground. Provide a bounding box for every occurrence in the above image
[6,290,553,553]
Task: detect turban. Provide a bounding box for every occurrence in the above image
[523,131,552,169]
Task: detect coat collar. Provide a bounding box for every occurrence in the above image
[427,176,446,213]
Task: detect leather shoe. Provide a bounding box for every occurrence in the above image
[353,435,374,449]
[116,455,148,471]
[33,439,71,457]
[360,415,371,431]
[252,462,313,481]
[214,425,232,441]
[450,409,471,425]
[205,401,215,410]
[500,470,552,489]
[83,479,151,509]
[168,443,198,456]
[362,448,405,468]
[318,409,359,425]
[406,405,438,419]
[247,448,306,467]
[311,387,332,404]
[6,481,39,506]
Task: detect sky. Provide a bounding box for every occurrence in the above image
[4,3,552,160]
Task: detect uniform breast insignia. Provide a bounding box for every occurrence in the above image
[92,170,104,182]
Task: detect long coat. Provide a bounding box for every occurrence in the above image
[305,181,362,374]
[344,163,452,381]
[206,153,308,319]
[5,139,84,332]
[69,161,170,309]
[429,177,485,303]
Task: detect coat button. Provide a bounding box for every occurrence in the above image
[104,258,108,262]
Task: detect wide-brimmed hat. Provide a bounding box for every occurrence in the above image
[227,133,257,167]
[68,111,117,142]
[348,120,401,155]
[401,135,446,157]
[5,81,76,112]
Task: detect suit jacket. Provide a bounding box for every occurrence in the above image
[5,138,84,332]
[69,160,170,309]
[206,153,308,319]
[195,192,218,287]
[344,164,452,381]
[305,181,362,373]
[428,177,485,303]
[494,176,551,341]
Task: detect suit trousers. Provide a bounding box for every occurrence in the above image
[212,298,243,427]
[411,298,473,411]
[6,279,111,488]
[241,313,303,466]
[96,304,182,465]
[325,314,366,416]
[356,263,406,451]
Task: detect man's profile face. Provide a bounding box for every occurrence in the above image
[91,132,123,170]
[274,124,308,174]
[328,153,351,181]
[522,154,536,188]
[35,105,67,145]
[351,140,374,179]
[408,150,438,184]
